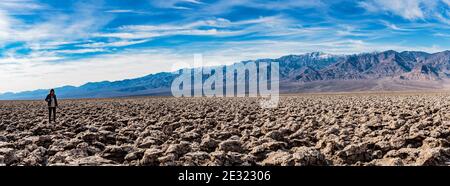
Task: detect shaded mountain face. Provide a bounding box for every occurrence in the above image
[295,50,449,82]
[1,50,450,100]
[275,52,341,78]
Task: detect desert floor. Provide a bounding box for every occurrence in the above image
[0,92,449,166]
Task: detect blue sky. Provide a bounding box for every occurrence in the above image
[1,0,450,93]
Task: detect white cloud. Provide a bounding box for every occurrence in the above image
[434,32,450,37]
[53,48,107,54]
[0,0,45,15]
[359,0,450,25]
[379,20,419,32]
[443,0,450,6]
[104,9,151,14]
[359,0,425,20]
[95,19,249,39]
[191,0,324,15]
[105,9,135,13]
[116,17,246,34]
[94,32,155,39]
[184,0,204,4]
[0,1,113,50]
[79,39,151,48]
[0,56,61,64]
[95,15,293,40]
[21,6,111,42]
[149,0,204,9]
[0,11,13,40]
[27,41,82,50]
[242,0,325,10]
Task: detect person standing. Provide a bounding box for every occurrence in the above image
[45,89,58,123]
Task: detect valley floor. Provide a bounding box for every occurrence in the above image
[0,92,449,166]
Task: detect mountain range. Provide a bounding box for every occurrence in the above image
[1,50,450,100]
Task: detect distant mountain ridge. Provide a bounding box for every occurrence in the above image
[0,72,177,100]
[1,50,450,100]
[296,50,449,81]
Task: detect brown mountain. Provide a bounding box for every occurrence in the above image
[295,50,446,81]
[283,50,450,93]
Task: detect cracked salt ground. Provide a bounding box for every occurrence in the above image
[0,93,449,166]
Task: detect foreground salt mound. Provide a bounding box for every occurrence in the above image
[0,93,449,166]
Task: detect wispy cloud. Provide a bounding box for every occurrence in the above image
[104,9,151,14]
[149,0,204,10]
[105,9,137,13]
[53,48,108,54]
[359,0,450,24]
[0,56,61,64]
[188,0,325,15]
[380,20,419,32]
[0,0,45,15]
[78,39,151,48]
[93,16,288,40]
[0,11,14,40]
[359,0,423,20]
[443,0,450,6]
[0,1,112,46]
[94,14,310,42]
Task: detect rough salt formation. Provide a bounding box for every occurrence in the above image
[0,92,449,166]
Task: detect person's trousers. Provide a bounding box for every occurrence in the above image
[48,107,56,122]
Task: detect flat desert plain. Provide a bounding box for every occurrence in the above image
[0,92,449,166]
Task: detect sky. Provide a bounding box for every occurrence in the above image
[1,0,450,93]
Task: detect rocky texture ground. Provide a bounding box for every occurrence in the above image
[0,92,449,166]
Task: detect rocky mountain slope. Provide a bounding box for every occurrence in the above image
[294,50,449,82]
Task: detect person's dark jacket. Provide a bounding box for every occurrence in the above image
[45,94,58,107]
